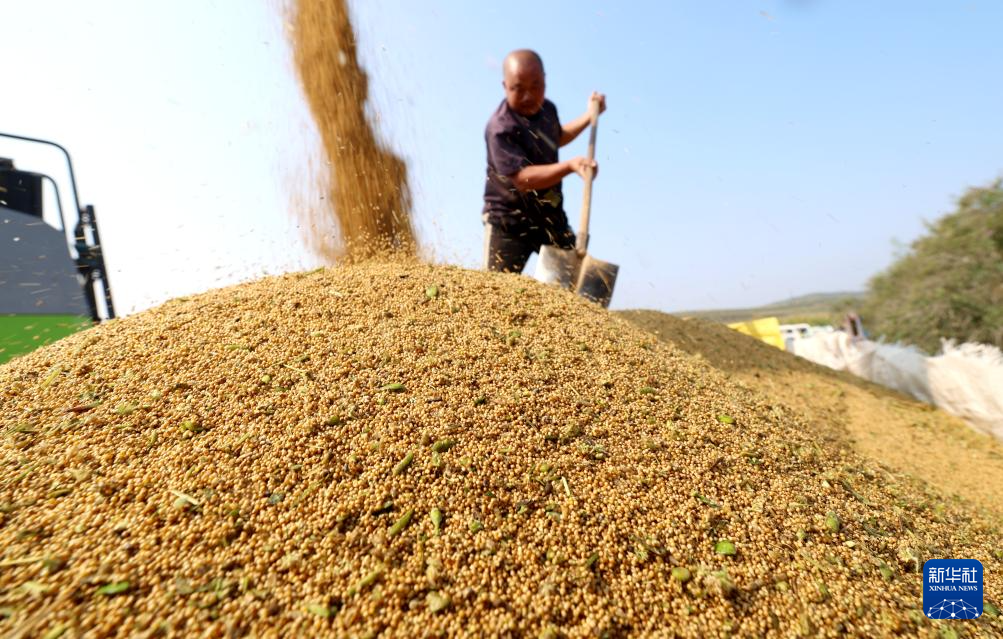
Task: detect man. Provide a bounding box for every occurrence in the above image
[482,49,606,273]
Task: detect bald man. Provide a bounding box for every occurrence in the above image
[482,49,606,273]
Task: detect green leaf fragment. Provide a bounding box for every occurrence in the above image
[426,591,450,613]
[585,552,599,569]
[0,557,42,570]
[169,490,201,508]
[431,439,456,453]
[21,581,51,597]
[42,625,68,639]
[939,627,959,639]
[816,581,830,600]
[692,491,719,508]
[717,414,735,424]
[539,625,559,639]
[388,509,414,537]
[469,519,484,534]
[715,540,737,556]
[268,492,285,505]
[713,570,736,597]
[41,366,62,389]
[430,508,443,535]
[838,478,872,505]
[633,545,649,562]
[425,285,439,300]
[393,452,414,476]
[671,567,691,583]
[983,601,999,618]
[96,581,130,596]
[380,383,405,393]
[639,386,656,395]
[825,511,842,534]
[292,482,321,507]
[180,420,205,433]
[347,565,384,597]
[878,562,893,581]
[114,403,138,416]
[306,603,331,618]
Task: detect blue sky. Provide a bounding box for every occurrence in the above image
[4,1,1002,314]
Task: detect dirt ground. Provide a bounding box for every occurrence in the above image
[619,310,1003,524]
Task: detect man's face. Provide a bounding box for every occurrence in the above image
[503,62,546,116]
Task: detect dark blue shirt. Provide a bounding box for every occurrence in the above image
[482,99,569,234]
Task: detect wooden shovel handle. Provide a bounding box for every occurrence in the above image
[576,96,601,256]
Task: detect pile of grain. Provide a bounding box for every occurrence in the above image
[620,310,1003,522]
[291,0,416,261]
[1,261,1000,637]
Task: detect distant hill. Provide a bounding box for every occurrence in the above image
[675,291,865,325]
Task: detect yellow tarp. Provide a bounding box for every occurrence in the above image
[727,316,785,350]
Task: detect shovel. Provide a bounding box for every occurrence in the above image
[534,96,619,307]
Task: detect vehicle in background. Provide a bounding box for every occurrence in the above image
[0,133,114,364]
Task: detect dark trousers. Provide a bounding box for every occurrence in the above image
[483,221,575,274]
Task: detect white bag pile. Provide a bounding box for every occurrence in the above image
[791,332,1003,441]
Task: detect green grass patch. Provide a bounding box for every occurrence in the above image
[0,315,92,364]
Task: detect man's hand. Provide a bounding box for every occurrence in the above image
[512,157,598,192]
[590,91,607,115]
[561,92,607,146]
[568,156,598,180]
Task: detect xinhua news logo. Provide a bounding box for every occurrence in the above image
[923,559,983,620]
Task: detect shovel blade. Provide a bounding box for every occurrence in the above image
[575,254,619,307]
[534,244,582,290]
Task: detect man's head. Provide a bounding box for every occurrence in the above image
[502,49,546,116]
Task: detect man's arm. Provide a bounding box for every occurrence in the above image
[559,112,591,147]
[559,91,607,147]
[511,157,597,192]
